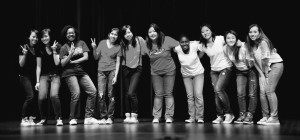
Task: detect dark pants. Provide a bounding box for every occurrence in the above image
[123,65,142,114]
[38,74,62,120]
[19,75,36,118]
[210,67,232,116]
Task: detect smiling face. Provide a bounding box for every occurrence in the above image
[148,27,158,41]
[66,28,75,42]
[29,31,38,46]
[225,33,237,47]
[124,28,133,41]
[249,26,260,41]
[109,29,119,43]
[41,33,50,45]
[179,36,190,51]
[201,26,212,40]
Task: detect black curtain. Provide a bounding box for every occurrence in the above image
[3,0,297,121]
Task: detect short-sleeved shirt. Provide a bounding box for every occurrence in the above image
[59,40,89,78]
[38,45,61,75]
[224,44,251,71]
[200,36,232,71]
[122,36,148,68]
[19,44,40,77]
[174,41,204,77]
[253,40,283,71]
[149,36,179,75]
[96,39,122,71]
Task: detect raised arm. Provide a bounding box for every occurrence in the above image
[51,41,60,66]
[19,44,28,67]
[61,43,75,67]
[91,38,101,60]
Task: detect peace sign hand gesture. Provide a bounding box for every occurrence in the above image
[20,44,28,55]
[70,42,75,55]
[91,38,96,49]
[51,40,58,51]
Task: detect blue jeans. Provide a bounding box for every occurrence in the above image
[183,74,204,120]
[152,70,176,120]
[123,66,142,114]
[65,75,97,120]
[38,74,62,120]
[236,68,258,114]
[210,67,233,116]
[19,75,36,118]
[98,70,116,119]
[260,62,284,119]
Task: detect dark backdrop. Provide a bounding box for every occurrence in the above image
[2,0,298,121]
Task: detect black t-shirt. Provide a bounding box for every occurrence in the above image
[59,40,89,78]
[38,44,62,75]
[19,44,40,77]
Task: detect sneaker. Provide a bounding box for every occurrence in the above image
[124,113,131,123]
[28,116,36,126]
[106,118,113,124]
[69,119,77,125]
[166,118,173,123]
[197,119,204,123]
[223,114,235,124]
[185,118,195,123]
[257,117,268,125]
[264,117,280,125]
[56,118,63,126]
[212,116,224,124]
[36,119,46,126]
[20,117,30,127]
[234,112,246,124]
[98,119,106,125]
[243,112,254,124]
[130,113,139,123]
[84,117,99,125]
[152,118,159,123]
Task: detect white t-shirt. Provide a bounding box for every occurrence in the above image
[200,36,232,71]
[224,44,251,71]
[174,41,204,77]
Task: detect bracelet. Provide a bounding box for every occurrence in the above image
[53,51,57,54]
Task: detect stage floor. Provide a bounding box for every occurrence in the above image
[0,119,299,140]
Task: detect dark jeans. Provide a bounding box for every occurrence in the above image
[19,75,36,118]
[123,66,142,114]
[152,70,176,120]
[210,67,232,116]
[38,74,62,120]
[65,75,97,120]
[236,68,258,114]
[98,70,116,119]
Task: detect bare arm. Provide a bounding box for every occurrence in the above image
[51,41,60,65]
[112,56,121,85]
[19,45,28,67]
[70,52,89,64]
[35,57,41,90]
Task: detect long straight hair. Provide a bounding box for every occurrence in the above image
[145,23,165,50]
[120,25,137,50]
[224,30,240,62]
[199,23,216,48]
[245,24,274,56]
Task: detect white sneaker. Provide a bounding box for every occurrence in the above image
[28,116,36,126]
[84,117,99,125]
[212,116,224,124]
[106,118,113,124]
[223,114,235,124]
[69,119,77,125]
[124,113,131,123]
[20,118,30,127]
[98,119,106,125]
[257,117,268,125]
[130,113,139,123]
[36,119,46,126]
[166,118,173,123]
[185,118,195,123]
[264,117,280,125]
[56,118,63,126]
[152,118,159,123]
[197,119,204,123]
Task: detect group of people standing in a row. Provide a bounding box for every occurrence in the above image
[18,23,283,127]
